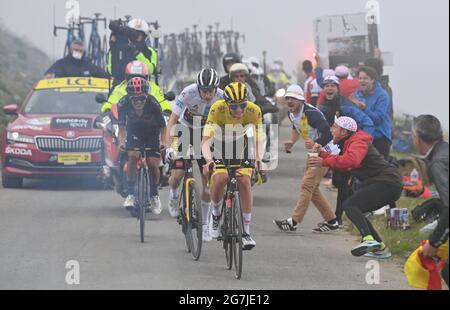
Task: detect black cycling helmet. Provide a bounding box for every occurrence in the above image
[222,52,242,73]
[197,68,220,91]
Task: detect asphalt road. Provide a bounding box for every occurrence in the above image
[0,124,411,290]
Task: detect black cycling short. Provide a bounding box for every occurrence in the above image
[170,158,207,171]
[126,133,161,158]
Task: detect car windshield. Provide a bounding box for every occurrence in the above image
[23,89,105,115]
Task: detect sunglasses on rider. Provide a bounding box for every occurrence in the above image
[131,95,147,103]
[228,102,247,111]
[233,74,246,79]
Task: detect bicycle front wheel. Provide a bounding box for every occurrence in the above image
[186,180,202,261]
[232,193,244,279]
[224,202,233,270]
[138,168,149,243]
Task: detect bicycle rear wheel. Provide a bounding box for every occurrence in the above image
[232,193,244,279]
[186,180,202,261]
[138,168,149,243]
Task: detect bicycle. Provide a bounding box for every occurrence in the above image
[129,147,159,243]
[214,162,250,280]
[173,148,203,261]
[54,22,80,57]
[80,13,107,70]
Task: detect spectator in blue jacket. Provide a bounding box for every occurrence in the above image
[350,66,392,159]
[319,75,375,226]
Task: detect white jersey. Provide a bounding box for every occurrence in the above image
[173,84,224,128]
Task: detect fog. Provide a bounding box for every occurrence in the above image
[0,0,448,128]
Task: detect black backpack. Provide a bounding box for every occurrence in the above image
[412,198,442,223]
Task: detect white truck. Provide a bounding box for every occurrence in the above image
[314,12,381,70]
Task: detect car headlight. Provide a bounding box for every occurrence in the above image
[7,132,35,144]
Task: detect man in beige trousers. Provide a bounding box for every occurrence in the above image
[273,85,340,233]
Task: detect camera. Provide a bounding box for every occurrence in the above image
[109,19,140,42]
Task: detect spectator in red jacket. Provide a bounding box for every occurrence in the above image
[308,116,403,258]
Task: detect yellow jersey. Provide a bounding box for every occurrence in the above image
[203,100,265,142]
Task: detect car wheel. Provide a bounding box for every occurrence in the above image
[2,173,23,188]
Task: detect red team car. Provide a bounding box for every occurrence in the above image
[1,77,109,188]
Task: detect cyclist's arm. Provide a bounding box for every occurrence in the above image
[202,104,220,163]
[116,97,129,145]
[160,127,168,149]
[118,126,126,146]
[253,107,265,162]
[117,106,126,145]
[201,135,213,163]
[166,113,180,147]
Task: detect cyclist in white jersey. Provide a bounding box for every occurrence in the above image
[166,68,223,242]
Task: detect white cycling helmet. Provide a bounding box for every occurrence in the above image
[249,56,260,67]
[128,18,150,34]
[229,63,249,77]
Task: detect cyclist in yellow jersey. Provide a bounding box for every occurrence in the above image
[202,82,266,250]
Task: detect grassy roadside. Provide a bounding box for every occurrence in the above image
[347,197,431,259]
